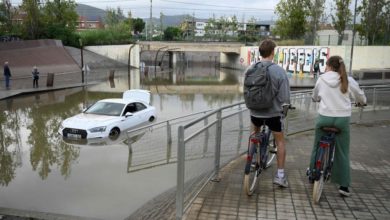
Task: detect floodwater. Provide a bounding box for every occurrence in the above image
[0,65,244,219]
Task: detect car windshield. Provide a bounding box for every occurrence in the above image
[85,102,125,116]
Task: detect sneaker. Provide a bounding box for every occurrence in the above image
[339,186,351,197]
[273,174,289,188]
[306,168,314,184]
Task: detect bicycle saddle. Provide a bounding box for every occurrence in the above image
[321,127,340,133]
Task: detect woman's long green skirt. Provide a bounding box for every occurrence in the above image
[309,115,351,187]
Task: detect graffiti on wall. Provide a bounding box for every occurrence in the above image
[247,47,330,74]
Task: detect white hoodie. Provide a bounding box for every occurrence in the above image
[312,71,367,117]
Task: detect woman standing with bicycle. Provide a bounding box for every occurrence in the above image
[309,55,366,197]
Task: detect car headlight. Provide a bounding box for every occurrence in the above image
[59,124,64,131]
[89,126,107,133]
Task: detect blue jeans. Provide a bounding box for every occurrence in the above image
[5,75,10,88]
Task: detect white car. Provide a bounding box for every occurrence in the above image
[59,90,156,139]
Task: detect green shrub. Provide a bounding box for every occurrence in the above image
[78,26,134,46]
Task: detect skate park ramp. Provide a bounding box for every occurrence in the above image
[0,39,81,78]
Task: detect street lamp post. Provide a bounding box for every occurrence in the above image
[79,38,85,83]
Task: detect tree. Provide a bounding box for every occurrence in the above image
[105,6,124,27]
[41,0,78,45]
[0,1,13,35]
[245,16,258,42]
[332,0,352,45]
[204,15,217,41]
[305,0,326,44]
[274,0,308,40]
[357,0,389,45]
[163,26,181,41]
[179,15,193,40]
[21,0,42,39]
[131,18,145,35]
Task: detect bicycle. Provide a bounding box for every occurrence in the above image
[309,126,339,204]
[309,103,366,203]
[243,104,294,196]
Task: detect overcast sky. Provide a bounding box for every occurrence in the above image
[11,0,282,21]
[10,0,359,22]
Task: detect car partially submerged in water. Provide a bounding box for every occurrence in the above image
[59,90,156,139]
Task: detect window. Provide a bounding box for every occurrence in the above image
[124,103,136,115]
[135,103,146,111]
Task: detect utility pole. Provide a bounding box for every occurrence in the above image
[150,0,153,40]
[349,0,358,75]
[192,12,195,42]
[160,12,163,41]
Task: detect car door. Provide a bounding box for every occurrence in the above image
[134,102,149,122]
[120,103,142,130]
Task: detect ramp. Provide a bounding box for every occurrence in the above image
[0,39,81,78]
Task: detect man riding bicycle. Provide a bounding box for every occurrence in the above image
[244,39,291,187]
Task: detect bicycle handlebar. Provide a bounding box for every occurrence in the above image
[313,100,367,108]
[282,104,295,117]
[353,103,367,107]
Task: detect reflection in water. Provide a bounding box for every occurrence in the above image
[0,103,24,186]
[0,80,242,185]
[0,64,244,219]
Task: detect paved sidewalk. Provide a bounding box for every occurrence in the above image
[184,120,390,220]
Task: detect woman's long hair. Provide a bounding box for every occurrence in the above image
[326,55,348,93]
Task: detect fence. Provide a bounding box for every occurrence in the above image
[124,85,390,219]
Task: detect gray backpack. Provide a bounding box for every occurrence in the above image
[244,62,275,110]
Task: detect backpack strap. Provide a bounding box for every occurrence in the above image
[254,61,274,69]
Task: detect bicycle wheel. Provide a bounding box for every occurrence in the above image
[312,147,329,204]
[243,139,260,196]
[264,128,277,168]
[313,175,324,204]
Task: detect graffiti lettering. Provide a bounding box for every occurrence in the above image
[247,46,330,75]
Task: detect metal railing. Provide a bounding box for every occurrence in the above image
[175,85,390,219]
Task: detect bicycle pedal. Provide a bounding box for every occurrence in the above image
[269,149,277,154]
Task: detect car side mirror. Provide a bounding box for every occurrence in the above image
[125,112,133,117]
[82,108,87,113]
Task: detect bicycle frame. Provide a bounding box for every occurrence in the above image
[313,131,336,181]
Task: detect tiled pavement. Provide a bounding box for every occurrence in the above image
[183,120,390,220]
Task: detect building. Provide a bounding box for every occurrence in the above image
[75,4,106,31]
[186,19,275,39]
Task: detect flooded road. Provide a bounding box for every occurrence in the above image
[0,66,243,219]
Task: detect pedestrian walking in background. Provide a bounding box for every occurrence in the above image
[32,66,40,88]
[3,61,11,89]
[313,59,320,80]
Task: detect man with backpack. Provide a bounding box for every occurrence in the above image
[243,39,291,187]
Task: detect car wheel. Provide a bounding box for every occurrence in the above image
[109,127,120,140]
[149,116,155,122]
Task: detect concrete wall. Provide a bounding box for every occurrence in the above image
[85,44,140,68]
[83,44,390,74]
